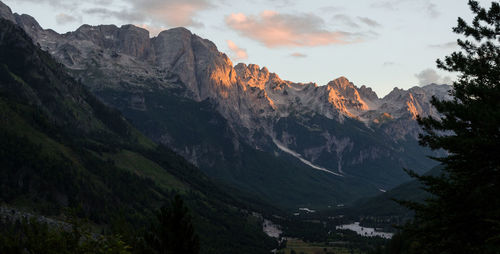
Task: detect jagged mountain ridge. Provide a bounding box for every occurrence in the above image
[234,63,450,125]
[0,16,279,254]
[3,3,450,132]
[1,1,448,207]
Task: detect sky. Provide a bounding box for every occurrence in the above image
[4,0,494,96]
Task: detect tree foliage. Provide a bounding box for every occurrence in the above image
[0,217,131,254]
[398,1,500,253]
[144,195,200,254]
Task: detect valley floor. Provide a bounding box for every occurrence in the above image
[279,238,364,254]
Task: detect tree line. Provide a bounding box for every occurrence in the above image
[377,1,500,253]
[0,195,199,254]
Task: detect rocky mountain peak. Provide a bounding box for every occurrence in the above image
[73,24,118,38]
[3,0,452,140]
[377,84,451,122]
[234,63,274,90]
[358,85,379,102]
[421,84,452,100]
[14,14,42,31]
[0,1,453,211]
[10,13,61,52]
[0,1,14,23]
[73,25,116,47]
[65,24,154,60]
[150,26,239,100]
[384,87,405,100]
[116,25,152,59]
[234,62,246,71]
[11,14,42,43]
[155,27,192,45]
[327,76,351,87]
[236,63,266,77]
[325,77,370,114]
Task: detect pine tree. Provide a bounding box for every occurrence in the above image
[400,1,500,253]
[145,195,200,254]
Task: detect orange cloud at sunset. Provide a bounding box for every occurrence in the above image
[227,40,248,61]
[83,0,213,28]
[143,0,212,27]
[225,11,360,48]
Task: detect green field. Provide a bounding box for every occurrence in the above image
[280,238,364,254]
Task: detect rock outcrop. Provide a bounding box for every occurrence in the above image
[0,1,15,23]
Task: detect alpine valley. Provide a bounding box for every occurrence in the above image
[0,8,286,254]
[0,1,450,210]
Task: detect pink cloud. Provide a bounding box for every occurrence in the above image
[290,52,307,58]
[140,0,213,27]
[225,11,361,48]
[227,40,248,61]
[84,0,214,28]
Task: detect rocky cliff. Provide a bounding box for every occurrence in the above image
[1,2,450,207]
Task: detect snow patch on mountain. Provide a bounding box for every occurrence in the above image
[272,138,343,177]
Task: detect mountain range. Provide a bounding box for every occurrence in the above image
[0,12,290,253]
[0,1,448,209]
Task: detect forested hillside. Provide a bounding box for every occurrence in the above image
[0,17,277,254]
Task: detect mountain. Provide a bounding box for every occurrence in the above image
[0,16,278,254]
[1,1,449,208]
[348,166,442,220]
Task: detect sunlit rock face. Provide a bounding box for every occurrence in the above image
[235,63,271,90]
[7,9,451,134]
[232,62,450,129]
[326,77,370,111]
[6,7,450,196]
[153,27,239,101]
[371,84,451,139]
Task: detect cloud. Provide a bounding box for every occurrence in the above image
[17,0,213,27]
[134,0,213,27]
[227,40,248,61]
[55,13,81,25]
[83,8,145,22]
[371,0,439,18]
[331,15,381,29]
[333,14,359,28]
[290,52,306,58]
[426,2,439,18]
[319,6,345,13]
[357,17,381,27]
[429,41,457,49]
[415,69,452,86]
[83,0,214,28]
[14,0,112,9]
[267,0,295,8]
[370,1,398,10]
[225,11,362,48]
[14,0,78,9]
[136,24,167,37]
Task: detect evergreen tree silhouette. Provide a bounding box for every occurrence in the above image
[146,195,200,254]
[398,1,500,253]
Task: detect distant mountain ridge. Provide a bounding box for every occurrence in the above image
[0,1,448,208]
